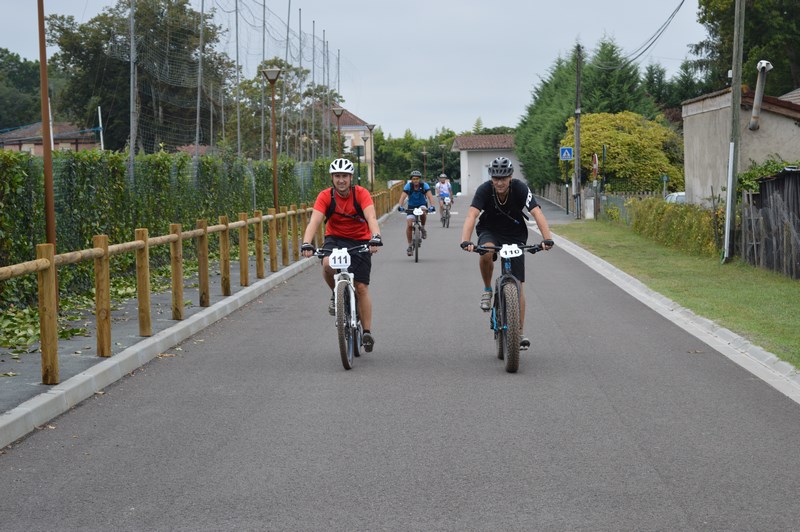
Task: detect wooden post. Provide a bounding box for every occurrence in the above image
[36,243,58,384]
[219,215,231,296]
[93,235,111,357]
[267,208,278,272]
[239,212,249,286]
[255,210,265,279]
[170,223,184,320]
[280,206,289,266]
[299,203,308,241]
[135,228,152,337]
[290,204,300,262]
[196,219,210,307]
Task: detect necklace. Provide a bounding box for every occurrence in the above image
[496,189,510,205]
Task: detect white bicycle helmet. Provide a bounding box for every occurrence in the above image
[439,173,447,179]
[329,158,354,174]
[488,157,513,177]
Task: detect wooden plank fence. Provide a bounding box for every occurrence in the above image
[0,183,404,385]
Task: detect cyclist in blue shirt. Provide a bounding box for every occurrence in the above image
[396,170,436,256]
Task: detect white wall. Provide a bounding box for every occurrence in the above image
[683,92,800,205]
[457,150,519,196]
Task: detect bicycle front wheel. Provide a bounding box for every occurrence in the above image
[336,283,354,370]
[414,226,420,263]
[502,282,521,373]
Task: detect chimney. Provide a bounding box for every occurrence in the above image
[748,60,773,131]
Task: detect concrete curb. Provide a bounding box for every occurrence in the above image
[0,257,317,449]
[548,228,800,405]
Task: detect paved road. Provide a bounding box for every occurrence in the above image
[2,196,800,530]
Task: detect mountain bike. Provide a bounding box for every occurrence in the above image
[440,196,451,228]
[475,242,548,373]
[315,244,371,370]
[404,206,427,263]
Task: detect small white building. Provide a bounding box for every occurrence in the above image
[452,134,518,196]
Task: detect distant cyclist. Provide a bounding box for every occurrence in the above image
[459,156,554,349]
[396,170,436,256]
[301,158,383,352]
[435,173,454,215]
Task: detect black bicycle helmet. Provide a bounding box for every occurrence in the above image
[488,157,513,177]
[329,158,354,174]
[410,170,422,178]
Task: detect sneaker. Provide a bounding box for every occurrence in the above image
[407,246,413,256]
[362,331,374,353]
[421,226,427,239]
[480,290,492,311]
[520,336,530,350]
[328,295,335,316]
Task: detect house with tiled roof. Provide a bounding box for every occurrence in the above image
[451,134,517,195]
[330,108,374,188]
[0,122,99,154]
[682,87,800,206]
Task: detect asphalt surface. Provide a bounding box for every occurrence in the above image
[1,195,799,530]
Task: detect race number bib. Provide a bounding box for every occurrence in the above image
[444,197,451,205]
[412,207,425,216]
[498,244,523,259]
[329,248,351,269]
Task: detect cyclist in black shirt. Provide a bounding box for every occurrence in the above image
[460,156,554,349]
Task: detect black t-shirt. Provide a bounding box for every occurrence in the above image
[471,179,539,238]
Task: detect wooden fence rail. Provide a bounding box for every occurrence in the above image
[0,183,403,386]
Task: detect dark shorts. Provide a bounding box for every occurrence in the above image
[476,228,527,283]
[323,236,372,285]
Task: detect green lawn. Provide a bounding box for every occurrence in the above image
[551,220,800,369]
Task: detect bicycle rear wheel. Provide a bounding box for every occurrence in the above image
[445,209,450,228]
[502,282,521,373]
[336,283,355,370]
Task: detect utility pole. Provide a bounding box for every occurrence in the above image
[574,44,582,219]
[723,0,745,263]
[37,0,56,249]
[129,0,136,183]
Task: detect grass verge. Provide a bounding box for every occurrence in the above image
[551,220,800,369]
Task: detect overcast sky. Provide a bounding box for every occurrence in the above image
[1,0,707,139]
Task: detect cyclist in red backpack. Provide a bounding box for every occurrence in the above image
[301,158,383,352]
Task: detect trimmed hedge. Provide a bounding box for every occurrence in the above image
[0,149,334,308]
[628,197,725,257]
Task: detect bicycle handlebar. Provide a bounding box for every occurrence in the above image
[473,243,549,255]
[314,244,373,258]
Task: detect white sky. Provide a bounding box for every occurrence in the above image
[1,0,707,139]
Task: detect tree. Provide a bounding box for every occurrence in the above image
[583,39,659,118]
[516,54,578,188]
[47,0,231,152]
[0,49,41,129]
[692,0,799,96]
[562,111,684,192]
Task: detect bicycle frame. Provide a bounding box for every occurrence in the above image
[315,244,370,369]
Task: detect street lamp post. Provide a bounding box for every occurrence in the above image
[332,107,344,156]
[421,149,428,181]
[261,67,282,208]
[366,124,375,191]
[361,134,369,186]
[439,143,446,175]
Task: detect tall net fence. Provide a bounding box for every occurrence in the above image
[100,0,343,169]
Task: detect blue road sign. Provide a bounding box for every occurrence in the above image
[559,147,574,161]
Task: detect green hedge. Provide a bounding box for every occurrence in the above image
[0,149,334,308]
[628,197,724,257]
